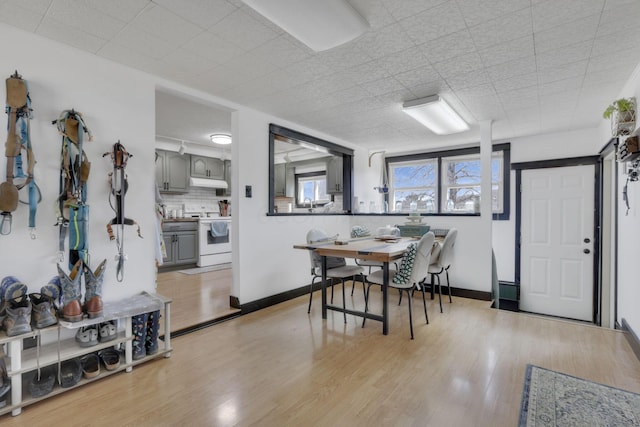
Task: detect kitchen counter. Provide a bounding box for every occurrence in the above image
[162,217,199,222]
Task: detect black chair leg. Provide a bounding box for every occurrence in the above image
[398,288,403,305]
[446,268,452,303]
[362,284,371,328]
[407,289,414,340]
[436,274,443,313]
[330,278,334,304]
[420,285,428,324]
[341,279,347,323]
[307,277,319,313]
[430,273,435,300]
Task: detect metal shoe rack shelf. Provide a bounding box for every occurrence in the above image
[0,292,172,417]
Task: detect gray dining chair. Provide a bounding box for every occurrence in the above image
[306,229,364,322]
[427,228,458,313]
[363,232,436,339]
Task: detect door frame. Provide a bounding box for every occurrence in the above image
[512,155,600,323]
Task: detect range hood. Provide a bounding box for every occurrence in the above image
[189,177,228,189]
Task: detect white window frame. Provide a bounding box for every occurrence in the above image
[388,159,438,212]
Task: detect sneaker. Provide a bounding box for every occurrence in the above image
[0,276,27,327]
[75,325,98,347]
[98,321,117,343]
[3,296,32,337]
[29,293,57,329]
[59,358,82,388]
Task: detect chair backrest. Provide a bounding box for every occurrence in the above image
[393,232,435,286]
[410,232,436,285]
[306,228,345,275]
[438,228,458,268]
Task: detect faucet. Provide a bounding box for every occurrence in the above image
[304,197,315,211]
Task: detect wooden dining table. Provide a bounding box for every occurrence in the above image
[294,236,419,335]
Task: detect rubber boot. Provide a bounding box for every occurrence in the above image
[57,260,83,322]
[83,259,106,318]
[132,313,148,360]
[145,310,160,356]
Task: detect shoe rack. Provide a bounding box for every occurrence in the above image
[0,292,172,417]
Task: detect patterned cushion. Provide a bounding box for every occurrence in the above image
[351,225,371,238]
[393,243,417,285]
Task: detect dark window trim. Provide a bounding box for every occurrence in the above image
[269,124,354,156]
[385,143,511,220]
[294,171,330,207]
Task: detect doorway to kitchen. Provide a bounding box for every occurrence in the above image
[154,88,237,333]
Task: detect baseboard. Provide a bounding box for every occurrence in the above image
[620,318,640,362]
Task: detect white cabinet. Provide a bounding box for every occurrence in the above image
[156,150,189,193]
[326,156,343,193]
[0,292,172,417]
[191,156,224,179]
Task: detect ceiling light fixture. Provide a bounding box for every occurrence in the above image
[210,134,232,145]
[402,95,469,135]
[242,0,368,52]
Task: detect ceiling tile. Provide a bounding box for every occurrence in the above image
[421,29,475,64]
[485,56,537,81]
[47,0,126,39]
[592,29,640,57]
[445,69,492,91]
[381,0,449,21]
[469,8,532,50]
[359,77,407,97]
[162,48,219,75]
[458,0,530,27]
[400,1,467,44]
[283,57,334,81]
[478,35,534,67]
[314,43,372,72]
[0,2,45,32]
[208,8,279,51]
[393,65,441,89]
[350,0,396,29]
[223,52,279,80]
[353,23,415,59]
[433,52,484,78]
[587,47,640,75]
[183,31,244,63]
[534,14,599,54]
[375,46,431,75]
[493,72,537,93]
[409,80,450,100]
[98,41,161,70]
[84,0,149,22]
[249,35,312,68]
[129,4,203,45]
[36,17,107,53]
[539,78,582,97]
[536,40,593,71]
[532,0,604,33]
[536,60,587,84]
[152,0,237,29]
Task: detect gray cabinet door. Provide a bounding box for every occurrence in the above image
[274,164,286,196]
[175,231,198,264]
[191,155,224,179]
[217,160,231,196]
[326,156,343,193]
[162,233,175,265]
[156,150,189,193]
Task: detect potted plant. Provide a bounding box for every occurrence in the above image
[603,97,636,136]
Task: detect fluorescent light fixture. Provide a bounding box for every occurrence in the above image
[242,0,368,52]
[210,134,232,145]
[402,95,469,135]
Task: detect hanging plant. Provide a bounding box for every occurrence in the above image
[603,97,636,136]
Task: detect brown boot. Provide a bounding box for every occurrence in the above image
[57,260,83,322]
[83,260,106,318]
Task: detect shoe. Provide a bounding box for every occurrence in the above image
[132,313,148,360]
[3,296,32,337]
[145,310,160,355]
[40,276,62,308]
[80,354,100,379]
[57,261,83,322]
[0,355,10,407]
[59,358,82,388]
[75,325,98,347]
[98,349,120,371]
[0,276,27,328]
[29,293,57,329]
[83,260,106,318]
[99,321,117,342]
[28,365,56,398]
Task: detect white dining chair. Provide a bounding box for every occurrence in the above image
[428,228,458,313]
[363,232,436,339]
[306,229,364,322]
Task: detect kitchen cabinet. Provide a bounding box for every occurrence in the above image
[156,150,189,193]
[274,164,286,197]
[326,156,343,193]
[0,292,171,417]
[217,160,231,197]
[162,221,198,267]
[191,155,224,179]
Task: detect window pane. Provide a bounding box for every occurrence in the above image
[444,186,480,212]
[443,158,481,185]
[389,159,437,212]
[393,189,437,212]
[391,163,436,188]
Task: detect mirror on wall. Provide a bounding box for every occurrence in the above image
[268,124,353,214]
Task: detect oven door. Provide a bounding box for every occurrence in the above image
[198,219,232,267]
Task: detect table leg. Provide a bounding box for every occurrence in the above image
[321,255,327,319]
[382,262,389,335]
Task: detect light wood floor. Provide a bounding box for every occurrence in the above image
[4,282,640,426]
[156,267,240,333]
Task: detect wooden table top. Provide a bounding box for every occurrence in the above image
[294,237,419,263]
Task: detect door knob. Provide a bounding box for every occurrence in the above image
[583,248,590,254]
[584,238,591,243]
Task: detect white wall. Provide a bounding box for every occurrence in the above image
[0,24,155,301]
[614,63,640,335]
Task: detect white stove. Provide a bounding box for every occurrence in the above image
[183,203,232,267]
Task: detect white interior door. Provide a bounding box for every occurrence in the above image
[520,165,594,321]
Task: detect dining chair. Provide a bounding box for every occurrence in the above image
[427,228,458,313]
[363,232,436,339]
[306,229,364,322]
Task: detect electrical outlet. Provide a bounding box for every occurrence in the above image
[245,185,252,198]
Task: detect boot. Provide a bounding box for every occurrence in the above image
[29,293,57,329]
[3,295,32,337]
[83,259,106,318]
[40,276,62,309]
[0,276,27,328]
[57,260,83,322]
[132,312,148,360]
[0,353,10,408]
[145,310,160,356]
